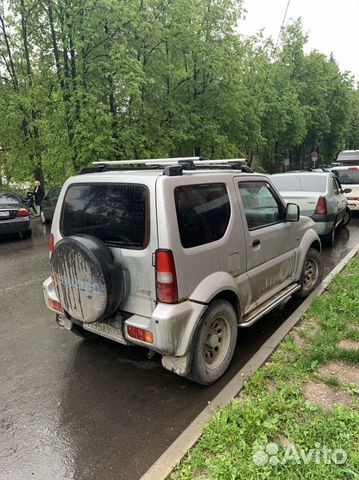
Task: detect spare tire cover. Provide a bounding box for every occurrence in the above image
[51,235,123,323]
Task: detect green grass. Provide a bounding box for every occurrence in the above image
[171,254,359,480]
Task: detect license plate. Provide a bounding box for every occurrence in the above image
[83,319,127,344]
[0,211,9,217]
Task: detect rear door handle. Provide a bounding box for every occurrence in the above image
[252,239,261,248]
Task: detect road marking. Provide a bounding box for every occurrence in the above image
[140,243,359,480]
[0,276,45,294]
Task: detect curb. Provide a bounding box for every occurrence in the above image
[140,243,359,480]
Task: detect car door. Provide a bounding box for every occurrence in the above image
[44,186,62,220]
[236,179,297,306]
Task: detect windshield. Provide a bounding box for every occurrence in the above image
[62,183,149,249]
[271,175,327,192]
[332,168,359,185]
[0,193,21,205]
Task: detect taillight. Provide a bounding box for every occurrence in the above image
[127,325,153,343]
[16,208,29,217]
[49,233,55,253]
[314,196,327,214]
[155,249,178,303]
[48,299,64,313]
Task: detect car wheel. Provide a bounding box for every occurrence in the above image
[340,208,351,228]
[322,222,335,246]
[21,229,32,239]
[188,300,238,385]
[297,248,324,298]
[40,209,48,224]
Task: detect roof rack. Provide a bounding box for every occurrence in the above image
[79,157,253,176]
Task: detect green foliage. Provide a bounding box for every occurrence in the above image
[171,254,359,479]
[0,1,358,185]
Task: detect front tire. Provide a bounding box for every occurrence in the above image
[188,300,238,385]
[297,248,324,298]
[40,209,48,225]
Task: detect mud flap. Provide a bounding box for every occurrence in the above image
[161,352,191,376]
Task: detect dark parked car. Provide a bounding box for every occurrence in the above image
[0,192,32,239]
[40,185,62,224]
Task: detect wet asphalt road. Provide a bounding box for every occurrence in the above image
[1,219,358,480]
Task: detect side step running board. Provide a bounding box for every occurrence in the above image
[239,283,301,328]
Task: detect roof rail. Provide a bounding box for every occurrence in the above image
[79,157,253,175]
[92,157,201,166]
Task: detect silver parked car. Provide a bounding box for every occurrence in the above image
[43,158,323,385]
[270,172,351,246]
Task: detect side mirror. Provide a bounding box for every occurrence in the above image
[343,188,352,194]
[286,203,300,222]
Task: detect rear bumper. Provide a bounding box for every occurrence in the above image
[43,276,206,357]
[310,214,335,236]
[0,218,31,235]
[347,200,359,211]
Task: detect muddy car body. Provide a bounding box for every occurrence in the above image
[43,159,323,384]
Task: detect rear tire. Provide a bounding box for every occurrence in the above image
[340,208,351,228]
[21,229,32,239]
[40,209,48,225]
[322,222,335,246]
[188,300,238,385]
[297,248,324,298]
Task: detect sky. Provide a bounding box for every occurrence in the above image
[240,0,359,80]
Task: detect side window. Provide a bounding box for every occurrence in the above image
[238,182,283,230]
[175,183,231,248]
[331,177,339,194]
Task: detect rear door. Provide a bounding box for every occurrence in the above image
[236,179,297,305]
[59,178,158,317]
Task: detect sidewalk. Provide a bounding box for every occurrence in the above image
[171,254,359,479]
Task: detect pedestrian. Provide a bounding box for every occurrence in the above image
[33,180,45,216]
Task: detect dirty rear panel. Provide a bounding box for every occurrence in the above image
[53,172,159,318]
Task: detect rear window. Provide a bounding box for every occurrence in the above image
[271,175,327,192]
[332,168,359,185]
[62,183,149,249]
[0,193,21,205]
[175,183,231,248]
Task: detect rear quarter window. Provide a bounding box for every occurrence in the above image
[174,183,231,248]
[61,183,149,249]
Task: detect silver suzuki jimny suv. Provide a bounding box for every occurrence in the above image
[43,158,323,384]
